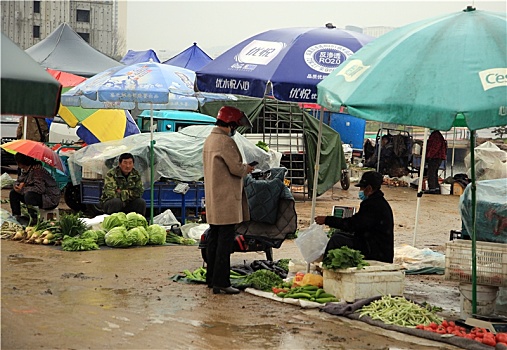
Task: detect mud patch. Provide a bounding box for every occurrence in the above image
[8,254,43,264]
[61,272,93,279]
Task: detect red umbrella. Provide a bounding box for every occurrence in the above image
[1,139,66,174]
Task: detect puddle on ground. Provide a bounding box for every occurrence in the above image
[7,255,43,264]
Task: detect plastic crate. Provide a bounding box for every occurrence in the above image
[323,261,405,302]
[81,179,104,204]
[445,240,507,287]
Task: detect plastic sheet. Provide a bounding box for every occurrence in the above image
[67,125,281,187]
[460,178,507,243]
[464,141,507,181]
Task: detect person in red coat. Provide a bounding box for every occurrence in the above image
[425,130,447,194]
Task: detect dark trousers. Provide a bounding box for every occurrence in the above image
[427,158,441,190]
[324,233,355,258]
[9,190,56,218]
[206,224,235,288]
[102,198,146,216]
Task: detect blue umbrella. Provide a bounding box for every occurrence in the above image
[163,42,213,71]
[196,25,374,103]
[61,62,234,222]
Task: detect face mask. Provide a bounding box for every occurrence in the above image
[358,190,367,201]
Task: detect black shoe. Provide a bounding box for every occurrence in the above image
[213,286,240,294]
[424,188,440,194]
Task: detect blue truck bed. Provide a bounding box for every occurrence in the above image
[81,179,205,221]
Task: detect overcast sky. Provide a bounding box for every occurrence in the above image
[126,0,506,59]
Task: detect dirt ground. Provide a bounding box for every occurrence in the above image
[1,180,469,349]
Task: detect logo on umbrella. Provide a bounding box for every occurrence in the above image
[304,44,354,74]
[478,68,507,91]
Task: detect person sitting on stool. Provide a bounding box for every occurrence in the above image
[100,153,146,215]
[314,171,394,263]
[10,153,60,224]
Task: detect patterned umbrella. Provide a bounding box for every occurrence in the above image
[1,139,66,174]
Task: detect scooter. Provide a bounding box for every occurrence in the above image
[199,168,297,262]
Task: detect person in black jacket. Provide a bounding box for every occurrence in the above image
[314,171,394,263]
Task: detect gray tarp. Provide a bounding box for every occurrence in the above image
[26,23,121,77]
[67,125,281,186]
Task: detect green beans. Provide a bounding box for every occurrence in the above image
[358,295,443,327]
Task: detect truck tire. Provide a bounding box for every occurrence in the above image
[63,184,87,212]
[340,170,350,190]
[86,204,104,216]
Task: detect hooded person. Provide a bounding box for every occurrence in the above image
[202,106,254,295]
[314,171,394,263]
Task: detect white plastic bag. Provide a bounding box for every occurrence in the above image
[187,224,210,240]
[1,172,15,189]
[295,223,329,263]
[153,209,180,227]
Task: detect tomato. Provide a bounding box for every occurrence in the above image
[415,324,424,330]
[441,320,449,328]
[496,333,507,343]
[436,326,447,334]
[424,326,434,332]
[429,322,438,330]
[481,336,496,347]
[449,321,456,327]
[446,326,455,333]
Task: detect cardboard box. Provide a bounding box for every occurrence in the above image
[323,261,405,302]
[453,182,465,196]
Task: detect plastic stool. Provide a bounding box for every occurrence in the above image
[39,208,60,221]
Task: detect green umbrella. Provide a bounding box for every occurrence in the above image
[317,7,507,315]
[1,33,61,117]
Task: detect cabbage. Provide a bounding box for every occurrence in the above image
[80,229,107,245]
[147,224,167,245]
[81,230,98,242]
[104,226,131,247]
[126,212,148,230]
[102,212,127,231]
[126,227,149,246]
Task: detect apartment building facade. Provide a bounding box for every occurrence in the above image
[1,0,127,59]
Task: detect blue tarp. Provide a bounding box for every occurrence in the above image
[163,43,212,71]
[120,49,160,65]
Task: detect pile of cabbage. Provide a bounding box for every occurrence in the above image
[90,212,167,248]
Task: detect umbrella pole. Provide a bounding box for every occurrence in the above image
[150,103,155,224]
[308,105,324,274]
[413,127,429,247]
[23,116,28,140]
[310,106,324,222]
[451,127,456,177]
[470,130,477,315]
[376,124,383,173]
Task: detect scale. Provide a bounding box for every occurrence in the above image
[464,314,507,333]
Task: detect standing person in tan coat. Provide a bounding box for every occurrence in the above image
[203,106,254,295]
[16,116,48,142]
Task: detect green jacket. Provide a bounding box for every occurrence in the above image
[100,167,144,203]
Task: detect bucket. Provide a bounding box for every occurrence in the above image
[459,283,498,319]
[440,183,451,195]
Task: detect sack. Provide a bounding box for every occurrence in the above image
[295,223,329,263]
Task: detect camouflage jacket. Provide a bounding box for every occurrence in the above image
[100,167,144,203]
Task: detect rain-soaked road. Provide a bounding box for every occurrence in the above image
[1,239,462,349]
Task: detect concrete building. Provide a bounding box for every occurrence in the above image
[345,25,395,38]
[1,0,127,60]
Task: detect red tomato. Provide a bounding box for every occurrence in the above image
[429,322,438,330]
[415,324,424,330]
[496,333,507,343]
[441,320,449,328]
[424,326,434,332]
[449,321,456,327]
[482,336,496,347]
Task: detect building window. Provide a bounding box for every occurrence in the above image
[77,32,90,42]
[76,9,90,23]
[33,1,40,13]
[33,25,40,38]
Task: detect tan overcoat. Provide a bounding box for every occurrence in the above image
[203,127,250,224]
